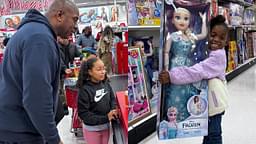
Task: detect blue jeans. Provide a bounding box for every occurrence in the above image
[203,112,224,144]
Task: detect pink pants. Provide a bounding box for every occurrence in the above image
[83,128,110,144]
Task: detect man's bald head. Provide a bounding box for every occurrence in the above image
[46,0,79,39]
[47,0,79,16]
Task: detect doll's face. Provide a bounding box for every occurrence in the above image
[172,10,190,31]
[135,41,145,54]
[168,111,177,121]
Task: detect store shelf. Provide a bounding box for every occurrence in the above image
[226,57,256,81]
[128,113,157,144]
[228,25,256,28]
[128,25,160,31]
[219,0,254,7]
[75,0,126,8]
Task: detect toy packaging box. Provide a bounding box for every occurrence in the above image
[229,3,244,26]
[218,6,230,25]
[157,0,210,140]
[252,32,256,57]
[227,41,238,72]
[128,48,151,125]
[128,0,162,26]
[243,8,255,25]
[130,36,160,113]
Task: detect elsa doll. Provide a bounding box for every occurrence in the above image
[128,0,138,25]
[163,7,207,122]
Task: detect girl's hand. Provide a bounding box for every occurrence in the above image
[199,12,206,23]
[159,70,171,84]
[108,109,119,121]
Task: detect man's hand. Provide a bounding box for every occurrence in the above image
[59,140,64,144]
[159,70,171,84]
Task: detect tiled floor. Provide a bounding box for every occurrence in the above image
[139,65,256,144]
[58,65,256,144]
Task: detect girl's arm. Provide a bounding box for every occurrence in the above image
[196,13,207,41]
[164,34,172,71]
[169,49,226,85]
[78,88,109,125]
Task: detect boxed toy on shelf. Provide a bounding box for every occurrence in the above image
[236,28,246,64]
[128,0,161,26]
[227,41,238,72]
[218,6,230,24]
[128,47,151,125]
[245,32,256,59]
[210,0,218,18]
[252,32,256,57]
[243,8,255,25]
[229,3,244,26]
[129,35,159,113]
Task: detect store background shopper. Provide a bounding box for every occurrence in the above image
[76,26,97,49]
[159,15,229,144]
[0,0,79,143]
[77,57,118,144]
[97,25,121,75]
[56,36,83,122]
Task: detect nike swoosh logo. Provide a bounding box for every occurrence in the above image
[94,91,108,102]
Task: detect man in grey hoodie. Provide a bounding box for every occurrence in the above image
[0,0,79,143]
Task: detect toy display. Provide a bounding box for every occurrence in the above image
[128,47,151,125]
[78,5,127,36]
[243,8,255,25]
[128,0,162,26]
[218,6,230,24]
[158,0,210,140]
[229,3,244,26]
[129,36,159,113]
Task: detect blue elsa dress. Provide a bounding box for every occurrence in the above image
[164,32,199,122]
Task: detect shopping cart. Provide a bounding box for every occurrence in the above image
[64,78,83,136]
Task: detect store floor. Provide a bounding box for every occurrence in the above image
[57,110,115,144]
[139,65,256,144]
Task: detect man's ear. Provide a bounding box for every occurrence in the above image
[56,10,64,22]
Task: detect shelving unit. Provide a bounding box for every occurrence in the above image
[128,25,160,31]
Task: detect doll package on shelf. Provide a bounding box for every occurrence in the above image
[157,0,210,140]
[129,36,160,113]
[229,3,244,26]
[128,0,162,26]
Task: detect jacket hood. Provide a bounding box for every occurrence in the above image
[18,9,56,39]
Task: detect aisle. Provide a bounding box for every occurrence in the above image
[139,65,256,144]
